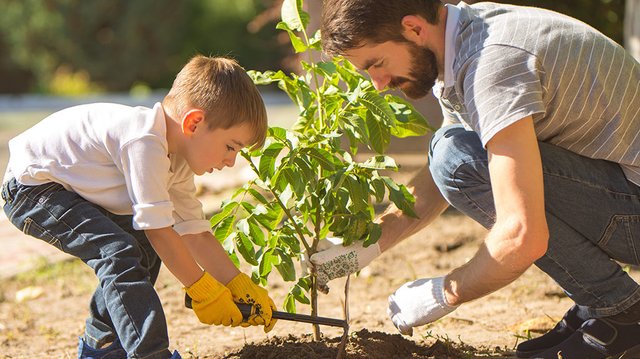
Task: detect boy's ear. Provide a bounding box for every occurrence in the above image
[181,109,206,136]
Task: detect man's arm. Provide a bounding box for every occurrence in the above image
[444,116,549,305]
[376,163,450,252]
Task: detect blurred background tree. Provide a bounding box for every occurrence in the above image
[0,0,286,94]
[0,0,630,95]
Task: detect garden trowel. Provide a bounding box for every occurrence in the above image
[184,293,347,328]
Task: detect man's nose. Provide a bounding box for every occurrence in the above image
[369,68,391,91]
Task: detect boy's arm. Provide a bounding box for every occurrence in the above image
[182,231,278,332]
[144,227,207,286]
[180,231,240,284]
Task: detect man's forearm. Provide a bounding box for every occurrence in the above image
[445,217,548,305]
[376,164,449,252]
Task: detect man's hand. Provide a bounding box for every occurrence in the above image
[185,271,243,326]
[226,273,277,333]
[309,237,381,293]
[387,276,458,336]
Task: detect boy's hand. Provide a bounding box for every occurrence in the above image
[309,237,381,293]
[185,271,243,326]
[226,273,277,332]
[387,276,458,336]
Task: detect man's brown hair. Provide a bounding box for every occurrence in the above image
[321,0,442,56]
[163,55,267,149]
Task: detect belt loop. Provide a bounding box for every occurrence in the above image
[1,179,14,204]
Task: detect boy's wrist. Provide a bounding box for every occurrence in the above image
[185,271,225,301]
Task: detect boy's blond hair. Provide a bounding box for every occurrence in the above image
[163,55,267,149]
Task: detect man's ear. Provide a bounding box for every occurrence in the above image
[181,109,206,136]
[401,15,427,43]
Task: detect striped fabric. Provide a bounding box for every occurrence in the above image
[438,2,640,186]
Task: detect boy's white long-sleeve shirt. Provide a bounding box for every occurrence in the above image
[5,102,211,235]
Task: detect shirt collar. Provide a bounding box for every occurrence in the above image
[443,3,462,88]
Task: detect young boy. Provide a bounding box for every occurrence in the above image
[1,55,277,358]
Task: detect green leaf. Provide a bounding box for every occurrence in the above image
[269,127,289,143]
[291,281,310,304]
[259,250,275,278]
[366,111,390,154]
[383,177,417,218]
[386,95,433,137]
[210,201,238,228]
[284,293,296,313]
[360,91,397,125]
[248,217,267,246]
[371,177,386,203]
[236,232,259,265]
[306,147,337,171]
[274,249,296,282]
[214,216,235,241]
[259,142,285,181]
[276,22,308,53]
[364,222,382,247]
[345,175,368,212]
[281,0,309,32]
[361,155,398,170]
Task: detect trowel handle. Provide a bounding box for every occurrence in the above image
[184,293,347,328]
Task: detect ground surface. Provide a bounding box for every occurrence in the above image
[5,203,638,358]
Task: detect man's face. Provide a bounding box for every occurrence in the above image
[346,40,440,99]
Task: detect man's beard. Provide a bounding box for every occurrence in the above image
[389,42,439,99]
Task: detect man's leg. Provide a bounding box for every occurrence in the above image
[428,125,640,315]
[2,179,171,359]
[428,125,640,357]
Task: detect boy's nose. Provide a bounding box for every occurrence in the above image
[224,153,237,168]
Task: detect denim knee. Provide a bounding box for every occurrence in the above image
[428,125,495,227]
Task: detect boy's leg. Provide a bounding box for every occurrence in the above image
[2,179,171,359]
[86,213,163,351]
[428,125,640,316]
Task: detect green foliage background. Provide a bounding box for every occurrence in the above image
[0,0,285,93]
[0,0,627,94]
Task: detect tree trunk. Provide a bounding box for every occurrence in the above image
[626,0,640,61]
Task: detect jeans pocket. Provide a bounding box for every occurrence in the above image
[22,217,64,252]
[598,215,640,265]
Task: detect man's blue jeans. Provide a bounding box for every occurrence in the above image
[1,178,172,359]
[429,125,640,319]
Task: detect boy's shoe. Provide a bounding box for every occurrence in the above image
[533,318,640,359]
[78,337,126,359]
[516,305,586,358]
[170,351,182,359]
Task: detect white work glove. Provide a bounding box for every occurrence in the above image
[387,276,458,336]
[309,237,381,293]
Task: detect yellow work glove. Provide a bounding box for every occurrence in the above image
[185,272,243,327]
[226,273,277,333]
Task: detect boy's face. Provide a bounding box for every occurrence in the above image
[184,119,254,176]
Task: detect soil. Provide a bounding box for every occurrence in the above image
[221,329,478,358]
[1,138,639,358]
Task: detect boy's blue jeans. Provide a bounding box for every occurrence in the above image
[429,125,640,319]
[2,179,172,359]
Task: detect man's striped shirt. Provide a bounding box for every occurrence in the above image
[437,1,640,186]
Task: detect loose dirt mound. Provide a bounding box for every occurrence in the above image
[222,329,473,359]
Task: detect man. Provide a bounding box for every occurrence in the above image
[311,1,640,358]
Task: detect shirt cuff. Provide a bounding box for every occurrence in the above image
[173,219,211,236]
[132,202,174,230]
